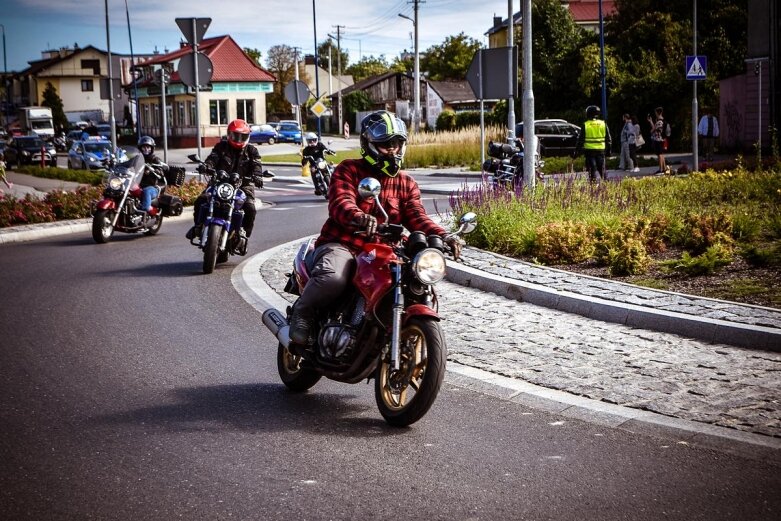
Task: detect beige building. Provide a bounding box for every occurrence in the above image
[135,36,276,147]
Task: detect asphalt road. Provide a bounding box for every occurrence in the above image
[1,186,779,520]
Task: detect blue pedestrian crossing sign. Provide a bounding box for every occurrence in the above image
[686,55,707,80]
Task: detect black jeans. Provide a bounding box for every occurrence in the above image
[584,151,606,183]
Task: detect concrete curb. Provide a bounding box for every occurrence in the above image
[231,240,781,463]
[445,261,781,351]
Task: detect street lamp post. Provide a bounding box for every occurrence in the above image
[398,8,420,132]
[0,24,8,128]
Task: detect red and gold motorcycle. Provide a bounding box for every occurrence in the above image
[263,177,476,426]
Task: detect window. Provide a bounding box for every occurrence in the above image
[81,79,94,92]
[177,102,186,126]
[236,99,255,123]
[209,99,228,125]
[81,59,101,75]
[142,104,150,127]
[188,101,196,126]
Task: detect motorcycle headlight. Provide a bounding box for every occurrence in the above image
[216,182,235,201]
[317,159,327,170]
[88,155,100,163]
[108,177,124,190]
[412,248,446,284]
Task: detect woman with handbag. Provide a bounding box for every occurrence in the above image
[631,115,643,173]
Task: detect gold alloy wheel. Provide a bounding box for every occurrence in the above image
[378,324,428,411]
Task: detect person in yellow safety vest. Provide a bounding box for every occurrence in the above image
[574,105,612,183]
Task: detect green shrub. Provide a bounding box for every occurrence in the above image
[661,243,734,276]
[166,179,206,205]
[681,211,734,254]
[741,241,781,266]
[435,110,456,131]
[533,220,595,263]
[17,165,103,185]
[607,236,652,276]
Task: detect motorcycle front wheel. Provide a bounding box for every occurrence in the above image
[375,317,446,427]
[202,223,222,274]
[91,209,115,244]
[277,343,321,392]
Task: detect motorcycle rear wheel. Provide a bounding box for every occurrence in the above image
[203,223,222,274]
[91,209,115,244]
[277,343,321,392]
[375,317,446,427]
[144,215,163,235]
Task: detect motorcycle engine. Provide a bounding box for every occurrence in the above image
[317,296,365,362]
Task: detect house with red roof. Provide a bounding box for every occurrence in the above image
[134,35,276,147]
[486,0,616,48]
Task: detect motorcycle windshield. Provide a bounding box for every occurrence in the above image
[114,154,146,184]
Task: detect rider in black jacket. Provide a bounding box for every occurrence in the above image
[138,135,167,216]
[301,132,335,195]
[187,119,264,239]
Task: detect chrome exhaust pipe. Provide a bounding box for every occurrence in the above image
[262,308,291,348]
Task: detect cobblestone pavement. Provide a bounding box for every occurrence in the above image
[260,244,781,439]
[459,248,781,330]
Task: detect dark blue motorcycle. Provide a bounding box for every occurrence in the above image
[188,155,249,274]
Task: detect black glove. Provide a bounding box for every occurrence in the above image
[197,164,208,174]
[356,213,378,237]
[445,236,462,260]
[253,174,263,189]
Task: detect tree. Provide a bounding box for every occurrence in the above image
[265,45,311,115]
[41,82,68,133]
[345,55,393,82]
[243,47,263,65]
[421,33,482,81]
[317,40,349,72]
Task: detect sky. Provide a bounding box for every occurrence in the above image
[2,0,517,72]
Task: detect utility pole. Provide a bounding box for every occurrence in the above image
[522,0,535,188]
[692,0,699,171]
[312,0,321,135]
[293,46,301,127]
[507,0,515,141]
[333,25,344,135]
[104,0,117,151]
[399,0,422,132]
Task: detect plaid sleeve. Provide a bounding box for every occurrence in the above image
[398,173,446,237]
[328,160,365,228]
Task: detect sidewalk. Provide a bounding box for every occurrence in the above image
[240,240,781,463]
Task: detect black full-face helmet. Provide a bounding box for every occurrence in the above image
[359,110,408,177]
[138,135,156,158]
[586,105,601,120]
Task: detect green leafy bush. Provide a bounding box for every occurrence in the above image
[435,110,456,131]
[533,220,595,263]
[681,211,734,254]
[661,243,734,276]
[606,236,652,276]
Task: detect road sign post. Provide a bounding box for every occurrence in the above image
[176,17,211,158]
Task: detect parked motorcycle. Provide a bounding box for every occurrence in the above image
[482,139,544,189]
[91,154,185,244]
[262,177,477,426]
[304,143,335,199]
[52,132,67,153]
[187,154,275,274]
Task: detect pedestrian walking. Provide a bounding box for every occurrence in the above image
[630,115,641,172]
[574,105,612,184]
[619,113,635,171]
[698,109,719,161]
[647,107,669,175]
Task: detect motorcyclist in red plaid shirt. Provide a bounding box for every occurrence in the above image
[288,110,462,345]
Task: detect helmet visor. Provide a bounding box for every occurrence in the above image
[374,135,405,152]
[365,114,407,144]
[229,131,250,144]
